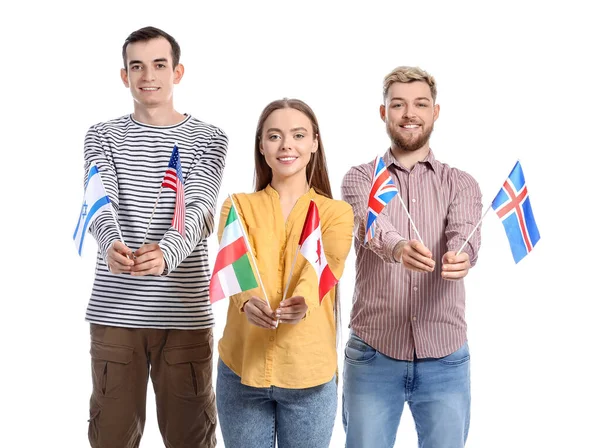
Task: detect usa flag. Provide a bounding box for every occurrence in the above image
[492,161,540,263]
[365,155,399,243]
[162,144,186,239]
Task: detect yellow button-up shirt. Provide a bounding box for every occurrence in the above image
[217,185,354,388]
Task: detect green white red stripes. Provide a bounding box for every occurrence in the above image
[209,206,258,303]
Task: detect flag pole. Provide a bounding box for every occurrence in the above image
[397,195,423,244]
[90,161,128,256]
[456,204,492,256]
[228,194,271,309]
[142,142,179,247]
[141,187,163,247]
[282,246,300,302]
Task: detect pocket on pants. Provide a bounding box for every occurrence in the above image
[344,334,377,365]
[203,394,217,425]
[164,342,212,398]
[438,342,470,366]
[90,342,134,399]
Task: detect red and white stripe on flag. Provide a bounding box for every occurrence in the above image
[298,200,338,303]
[162,168,186,239]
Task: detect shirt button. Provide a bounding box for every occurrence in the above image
[412,316,417,321]
[413,286,418,291]
[277,289,282,294]
[269,336,275,342]
[411,198,416,203]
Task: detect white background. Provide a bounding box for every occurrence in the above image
[2,1,598,447]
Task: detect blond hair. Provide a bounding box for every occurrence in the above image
[383,66,437,102]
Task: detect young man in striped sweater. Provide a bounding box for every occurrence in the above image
[83,26,227,448]
[341,66,482,448]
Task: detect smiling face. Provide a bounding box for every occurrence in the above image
[120,37,183,110]
[381,80,440,153]
[259,107,318,185]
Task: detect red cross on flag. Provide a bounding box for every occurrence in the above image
[298,200,338,303]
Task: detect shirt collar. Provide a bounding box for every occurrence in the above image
[264,183,316,199]
[383,147,438,174]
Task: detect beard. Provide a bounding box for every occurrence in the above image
[387,121,434,152]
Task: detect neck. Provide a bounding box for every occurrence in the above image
[132,102,185,126]
[390,143,430,170]
[270,172,310,202]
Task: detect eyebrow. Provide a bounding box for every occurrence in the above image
[390,97,431,102]
[128,58,169,67]
[265,127,309,133]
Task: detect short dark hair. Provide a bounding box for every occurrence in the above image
[122,26,181,70]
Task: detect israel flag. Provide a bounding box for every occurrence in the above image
[73,162,112,256]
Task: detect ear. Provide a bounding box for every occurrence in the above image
[259,140,264,155]
[379,104,386,122]
[433,103,440,122]
[120,68,129,88]
[173,64,185,84]
[311,134,319,153]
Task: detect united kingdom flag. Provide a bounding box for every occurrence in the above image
[491,161,540,263]
[365,155,399,243]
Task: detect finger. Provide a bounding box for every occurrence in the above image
[130,260,162,276]
[411,241,433,258]
[442,261,469,272]
[109,264,132,274]
[133,252,158,265]
[278,318,302,325]
[277,310,306,321]
[405,256,435,272]
[252,300,275,316]
[108,256,133,272]
[246,305,277,328]
[277,304,307,316]
[248,316,276,329]
[442,269,468,280]
[135,243,159,257]
[411,251,435,268]
[110,250,135,266]
[131,259,159,272]
[279,296,304,307]
[112,240,132,254]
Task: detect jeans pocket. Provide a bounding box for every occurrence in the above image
[438,342,470,366]
[90,342,134,398]
[164,342,213,398]
[344,334,377,365]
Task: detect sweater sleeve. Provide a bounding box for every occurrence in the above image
[84,124,123,264]
[159,127,228,274]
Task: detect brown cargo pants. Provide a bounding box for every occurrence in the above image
[88,324,216,448]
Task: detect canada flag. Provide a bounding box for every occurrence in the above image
[298,200,338,303]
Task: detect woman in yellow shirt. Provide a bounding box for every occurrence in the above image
[215,98,354,447]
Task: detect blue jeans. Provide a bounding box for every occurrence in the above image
[342,333,470,448]
[216,359,337,448]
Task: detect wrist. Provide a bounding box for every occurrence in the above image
[393,240,406,263]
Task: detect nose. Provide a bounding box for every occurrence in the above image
[281,134,293,151]
[402,103,416,119]
[142,66,156,82]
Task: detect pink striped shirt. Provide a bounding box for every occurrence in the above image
[341,149,482,360]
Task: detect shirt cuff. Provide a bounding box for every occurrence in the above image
[383,231,405,263]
